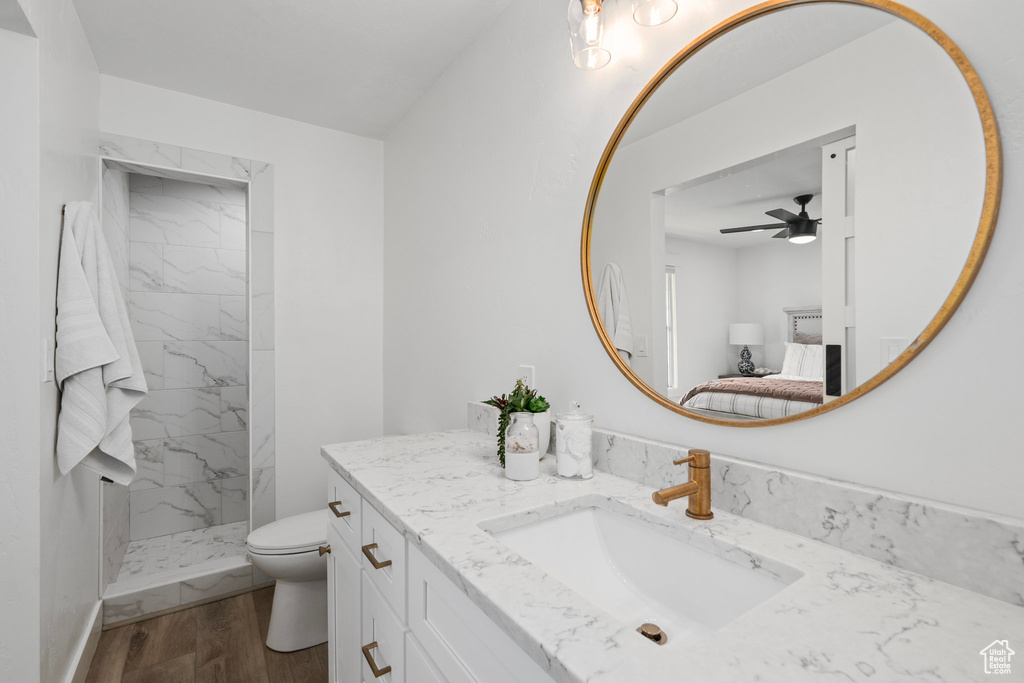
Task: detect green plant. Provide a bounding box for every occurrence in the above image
[483,379,550,467]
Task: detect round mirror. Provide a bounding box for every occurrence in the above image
[583,0,1000,426]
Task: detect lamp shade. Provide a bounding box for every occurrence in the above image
[729,323,764,346]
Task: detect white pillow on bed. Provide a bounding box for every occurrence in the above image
[780,342,824,380]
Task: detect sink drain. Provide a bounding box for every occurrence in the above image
[637,622,667,646]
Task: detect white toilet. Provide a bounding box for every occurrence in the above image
[246,509,330,652]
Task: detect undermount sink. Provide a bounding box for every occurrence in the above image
[485,502,800,647]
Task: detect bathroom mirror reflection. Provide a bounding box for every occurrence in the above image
[584,0,999,426]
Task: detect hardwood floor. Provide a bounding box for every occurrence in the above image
[86,587,329,683]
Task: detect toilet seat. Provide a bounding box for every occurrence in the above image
[247,509,328,555]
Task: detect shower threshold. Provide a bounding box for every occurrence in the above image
[103,521,269,626]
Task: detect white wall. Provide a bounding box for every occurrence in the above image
[664,237,737,395]
[0,21,42,683]
[736,239,823,370]
[25,0,104,680]
[99,77,385,519]
[383,0,1024,520]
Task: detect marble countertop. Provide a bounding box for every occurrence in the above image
[322,430,1022,683]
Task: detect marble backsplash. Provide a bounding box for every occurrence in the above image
[467,402,1024,606]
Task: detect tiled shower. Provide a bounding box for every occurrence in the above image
[97,136,276,623]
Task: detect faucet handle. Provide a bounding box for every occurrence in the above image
[673,449,710,467]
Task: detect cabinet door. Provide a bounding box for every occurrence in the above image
[328,526,361,683]
[405,634,445,683]
[361,573,407,683]
[328,468,363,559]
[408,544,555,683]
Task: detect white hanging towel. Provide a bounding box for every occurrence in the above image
[55,201,147,485]
[597,263,633,366]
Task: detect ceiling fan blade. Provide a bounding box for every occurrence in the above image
[765,208,802,223]
[772,227,791,239]
[719,222,788,234]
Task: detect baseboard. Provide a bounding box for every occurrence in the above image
[66,600,103,683]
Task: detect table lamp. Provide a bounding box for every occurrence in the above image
[729,323,764,376]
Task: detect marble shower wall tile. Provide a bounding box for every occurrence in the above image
[251,351,275,471]
[219,296,247,342]
[129,480,222,540]
[129,173,162,194]
[100,132,182,168]
[162,340,247,389]
[130,388,222,440]
[252,291,274,351]
[587,424,1024,606]
[161,177,246,206]
[220,205,247,251]
[250,162,273,234]
[101,168,130,290]
[129,242,164,292]
[220,477,249,524]
[102,481,130,591]
[130,292,223,342]
[129,192,222,248]
[163,432,248,486]
[131,439,164,491]
[162,246,246,295]
[181,148,251,182]
[251,467,275,530]
[219,386,248,432]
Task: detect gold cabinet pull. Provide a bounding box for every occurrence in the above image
[328,500,351,518]
[361,641,391,678]
[318,545,331,556]
[361,543,392,570]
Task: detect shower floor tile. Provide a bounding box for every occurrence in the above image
[115,521,249,584]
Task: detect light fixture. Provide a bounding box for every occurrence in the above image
[568,0,611,70]
[728,323,764,376]
[787,221,818,244]
[632,0,677,26]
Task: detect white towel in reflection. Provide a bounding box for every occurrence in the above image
[597,263,633,366]
[55,201,147,485]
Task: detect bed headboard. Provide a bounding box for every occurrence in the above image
[783,307,823,344]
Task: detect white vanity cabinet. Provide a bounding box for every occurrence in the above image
[326,468,556,683]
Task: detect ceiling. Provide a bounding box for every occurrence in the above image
[663,137,825,249]
[73,0,514,140]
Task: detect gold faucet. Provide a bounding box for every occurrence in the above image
[652,448,713,520]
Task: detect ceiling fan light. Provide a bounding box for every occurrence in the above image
[632,0,678,26]
[788,234,817,244]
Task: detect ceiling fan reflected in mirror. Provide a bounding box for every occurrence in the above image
[720,194,821,244]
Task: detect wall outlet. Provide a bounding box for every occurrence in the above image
[517,365,535,388]
[881,337,908,364]
[635,336,649,357]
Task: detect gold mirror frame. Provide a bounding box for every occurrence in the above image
[581,0,1002,427]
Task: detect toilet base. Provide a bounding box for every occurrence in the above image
[266,578,328,652]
